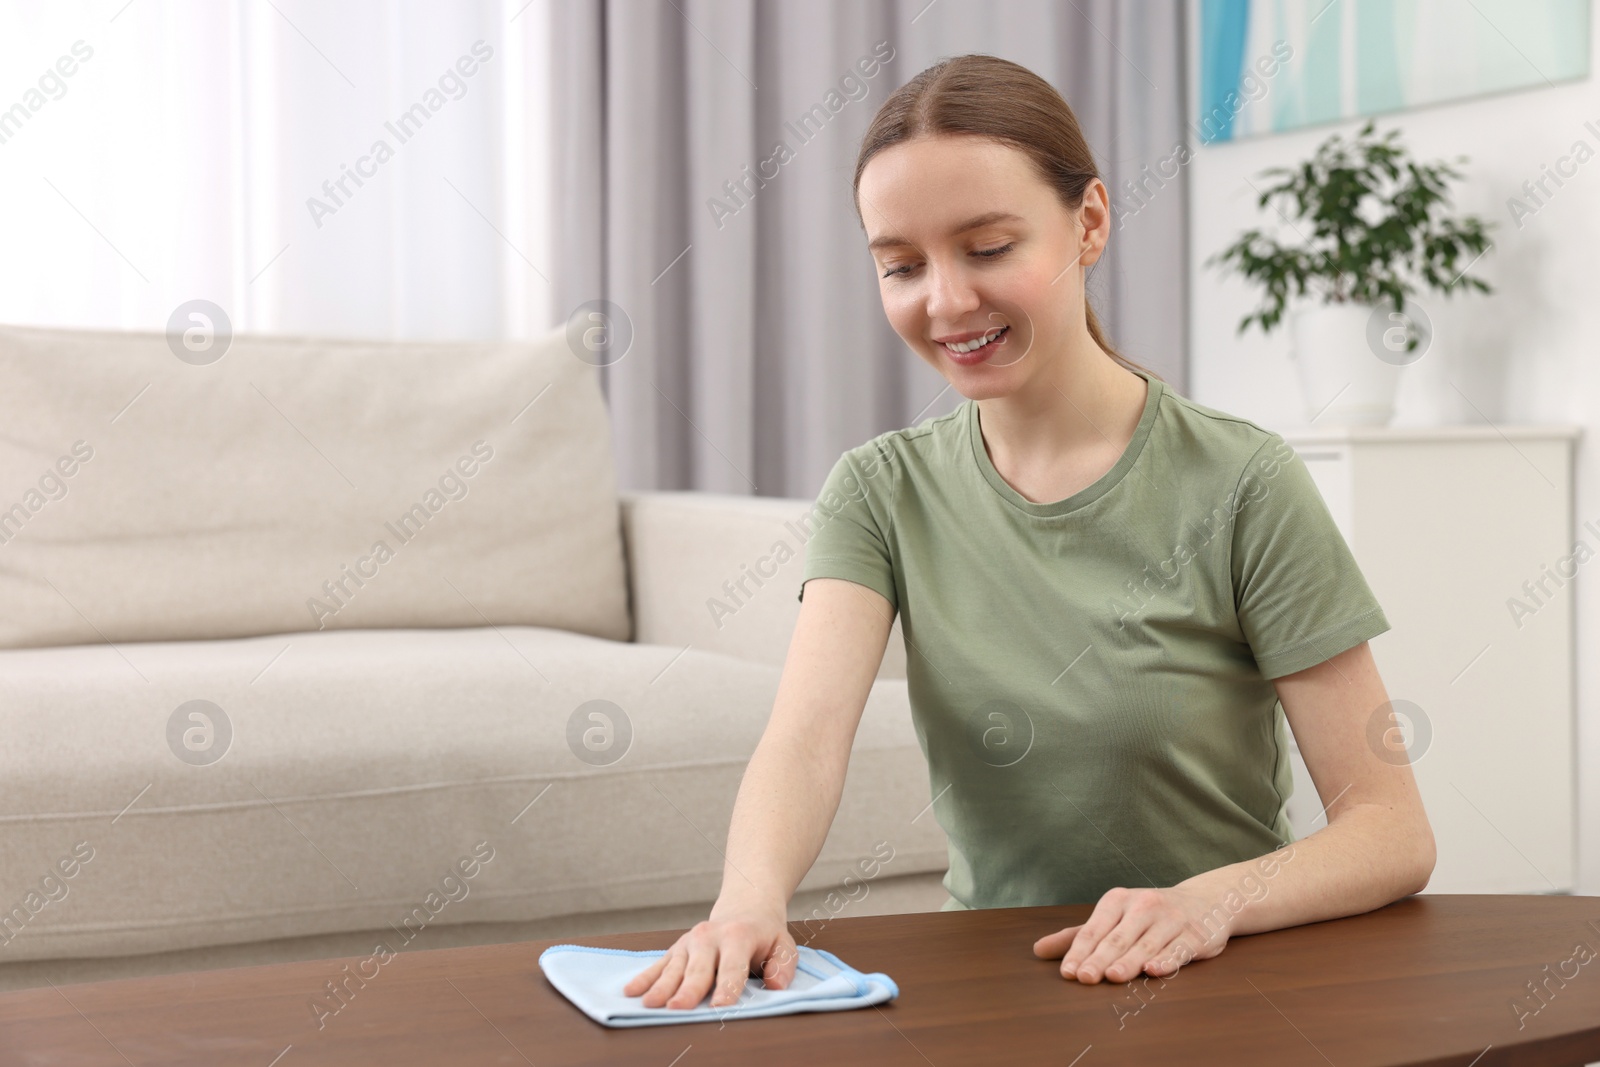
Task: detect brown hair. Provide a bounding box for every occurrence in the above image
[853,53,1160,382]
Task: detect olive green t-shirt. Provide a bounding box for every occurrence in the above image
[796,367,1390,910]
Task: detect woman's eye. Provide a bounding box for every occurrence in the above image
[880,243,1014,280]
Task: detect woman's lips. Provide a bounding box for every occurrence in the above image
[942,325,1009,365]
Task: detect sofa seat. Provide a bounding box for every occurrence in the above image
[0,625,948,962]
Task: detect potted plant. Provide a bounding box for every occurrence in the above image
[1206,119,1494,425]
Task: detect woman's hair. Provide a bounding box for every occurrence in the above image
[853,53,1160,382]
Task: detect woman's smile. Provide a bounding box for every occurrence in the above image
[940,324,1010,364]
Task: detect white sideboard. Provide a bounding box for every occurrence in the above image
[1279,425,1583,894]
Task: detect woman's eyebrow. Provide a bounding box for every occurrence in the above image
[867,211,1024,252]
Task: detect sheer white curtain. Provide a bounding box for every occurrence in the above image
[0,0,555,341]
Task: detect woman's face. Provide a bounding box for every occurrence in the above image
[858,134,1108,399]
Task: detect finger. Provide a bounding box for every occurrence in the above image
[1145,934,1200,976]
[1072,911,1157,983]
[761,938,799,989]
[1140,940,1181,977]
[1103,918,1184,983]
[623,953,669,996]
[1060,895,1127,977]
[1032,925,1082,958]
[709,948,754,1009]
[667,941,719,1009]
[638,949,689,1008]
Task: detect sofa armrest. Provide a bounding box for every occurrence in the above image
[618,490,906,681]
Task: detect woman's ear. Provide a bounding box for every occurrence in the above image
[1076,179,1112,268]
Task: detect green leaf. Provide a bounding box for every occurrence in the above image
[1202,122,1495,330]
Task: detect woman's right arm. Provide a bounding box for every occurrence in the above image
[622,576,896,1009]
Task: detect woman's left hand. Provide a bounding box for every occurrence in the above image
[1032,884,1232,984]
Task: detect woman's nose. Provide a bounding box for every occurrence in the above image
[923,258,981,322]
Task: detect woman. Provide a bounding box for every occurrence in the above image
[626,53,1434,1009]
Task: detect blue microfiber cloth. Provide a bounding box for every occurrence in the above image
[538,942,899,1027]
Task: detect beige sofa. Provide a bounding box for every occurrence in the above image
[0,322,948,990]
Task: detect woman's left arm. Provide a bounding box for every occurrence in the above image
[1034,640,1437,984]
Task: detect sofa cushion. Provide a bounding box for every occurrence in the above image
[0,626,947,961]
[620,490,909,680]
[0,323,629,649]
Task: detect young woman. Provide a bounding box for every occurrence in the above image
[626,53,1434,1010]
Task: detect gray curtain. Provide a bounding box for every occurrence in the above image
[551,0,1189,498]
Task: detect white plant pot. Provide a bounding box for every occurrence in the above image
[1288,303,1410,426]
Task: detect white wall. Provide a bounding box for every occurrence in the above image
[1187,8,1598,893]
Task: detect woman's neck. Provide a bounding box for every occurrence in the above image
[975,338,1147,472]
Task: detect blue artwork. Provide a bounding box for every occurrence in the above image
[1195,0,1591,143]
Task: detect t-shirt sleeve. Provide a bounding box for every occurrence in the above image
[797,441,898,612]
[1231,434,1390,679]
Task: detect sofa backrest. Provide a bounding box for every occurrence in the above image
[0,322,631,650]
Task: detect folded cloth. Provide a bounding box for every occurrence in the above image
[538,942,899,1027]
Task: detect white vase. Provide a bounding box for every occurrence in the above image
[1287,302,1415,426]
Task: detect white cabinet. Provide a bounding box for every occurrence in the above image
[1278,425,1583,894]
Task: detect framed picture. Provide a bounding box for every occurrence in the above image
[1194,0,1591,143]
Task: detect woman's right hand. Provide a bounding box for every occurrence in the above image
[622,900,798,1010]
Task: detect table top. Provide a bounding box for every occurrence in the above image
[2,894,1598,1066]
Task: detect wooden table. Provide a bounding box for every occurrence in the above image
[3,895,1598,1065]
